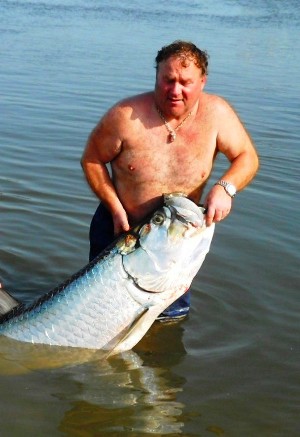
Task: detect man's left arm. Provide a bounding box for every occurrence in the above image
[204,99,259,226]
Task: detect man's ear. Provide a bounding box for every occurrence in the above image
[201,74,207,89]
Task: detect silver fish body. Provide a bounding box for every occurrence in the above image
[0,194,214,354]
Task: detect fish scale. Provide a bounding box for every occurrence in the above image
[1,254,141,348]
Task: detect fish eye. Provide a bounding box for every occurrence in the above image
[152,212,165,226]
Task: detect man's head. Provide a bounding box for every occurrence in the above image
[154,41,208,118]
[155,40,209,76]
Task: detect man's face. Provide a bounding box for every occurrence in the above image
[155,56,206,118]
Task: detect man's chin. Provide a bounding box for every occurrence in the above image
[166,102,186,117]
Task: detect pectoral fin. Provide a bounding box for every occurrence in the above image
[105,308,150,357]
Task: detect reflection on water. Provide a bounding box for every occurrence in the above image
[59,352,186,434]
[0,336,107,375]
[0,322,191,436]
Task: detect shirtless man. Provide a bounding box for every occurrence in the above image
[81,40,259,320]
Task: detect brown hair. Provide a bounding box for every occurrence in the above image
[155,40,209,75]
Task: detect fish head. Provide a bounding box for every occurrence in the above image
[122,193,214,294]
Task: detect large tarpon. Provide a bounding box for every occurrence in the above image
[0,194,214,354]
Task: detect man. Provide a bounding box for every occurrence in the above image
[81,40,259,321]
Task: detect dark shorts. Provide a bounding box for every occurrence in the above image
[89,203,115,261]
[89,203,190,318]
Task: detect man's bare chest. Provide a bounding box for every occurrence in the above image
[113,129,216,184]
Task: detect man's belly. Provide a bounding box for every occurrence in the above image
[115,180,205,224]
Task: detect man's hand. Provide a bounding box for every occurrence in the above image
[112,208,130,236]
[204,185,233,226]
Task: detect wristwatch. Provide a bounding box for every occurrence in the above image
[215,180,237,198]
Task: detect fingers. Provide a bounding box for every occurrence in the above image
[113,213,130,235]
[205,206,231,226]
[114,222,130,236]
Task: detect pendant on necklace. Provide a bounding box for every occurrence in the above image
[156,105,192,143]
[169,132,176,142]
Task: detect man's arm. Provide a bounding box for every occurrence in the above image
[81,107,130,235]
[204,98,259,226]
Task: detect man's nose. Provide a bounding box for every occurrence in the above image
[169,82,181,96]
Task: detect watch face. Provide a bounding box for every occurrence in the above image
[226,184,236,196]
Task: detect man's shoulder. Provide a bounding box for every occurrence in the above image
[202,93,238,121]
[117,91,153,109]
[97,92,153,136]
[202,92,231,109]
[106,92,153,120]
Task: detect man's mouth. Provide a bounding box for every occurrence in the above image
[168,98,183,104]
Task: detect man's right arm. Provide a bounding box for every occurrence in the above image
[81,109,130,235]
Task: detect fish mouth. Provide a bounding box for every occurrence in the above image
[164,194,206,227]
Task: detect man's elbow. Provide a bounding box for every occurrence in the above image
[81,146,92,172]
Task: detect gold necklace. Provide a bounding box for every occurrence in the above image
[156,105,192,142]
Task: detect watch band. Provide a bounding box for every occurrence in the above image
[215,180,228,189]
[214,180,236,198]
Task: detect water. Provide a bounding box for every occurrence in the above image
[0,1,299,435]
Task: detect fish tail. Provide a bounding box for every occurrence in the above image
[0,285,25,321]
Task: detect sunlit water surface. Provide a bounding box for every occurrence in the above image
[0,1,299,436]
